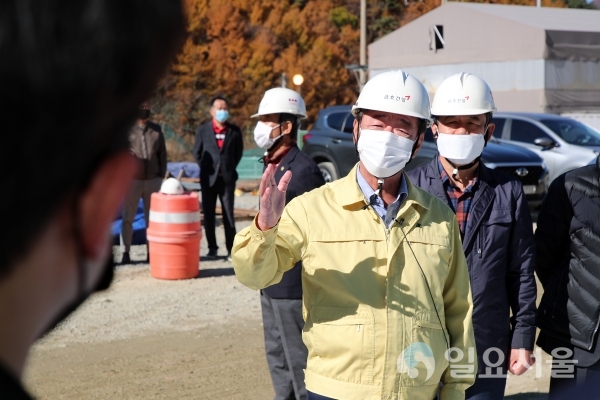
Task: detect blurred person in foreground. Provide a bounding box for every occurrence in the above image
[407,73,536,400]
[535,156,600,399]
[193,96,244,261]
[233,70,476,400]
[252,87,325,400]
[0,1,184,398]
[120,101,167,264]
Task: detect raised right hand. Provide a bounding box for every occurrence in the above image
[256,163,292,231]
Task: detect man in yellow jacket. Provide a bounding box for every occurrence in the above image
[233,71,476,400]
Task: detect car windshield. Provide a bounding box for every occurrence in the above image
[540,119,600,146]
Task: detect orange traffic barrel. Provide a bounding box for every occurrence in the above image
[147,179,201,279]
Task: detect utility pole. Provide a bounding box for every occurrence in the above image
[359,0,367,91]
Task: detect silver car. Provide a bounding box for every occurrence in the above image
[492,112,600,185]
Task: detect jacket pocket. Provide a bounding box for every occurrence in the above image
[399,314,449,387]
[479,208,512,259]
[308,305,375,385]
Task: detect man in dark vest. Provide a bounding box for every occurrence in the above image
[536,156,600,398]
[193,96,244,260]
[252,87,325,400]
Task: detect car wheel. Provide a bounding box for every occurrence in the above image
[318,161,338,182]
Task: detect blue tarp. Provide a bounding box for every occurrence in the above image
[111,199,147,245]
[167,162,200,179]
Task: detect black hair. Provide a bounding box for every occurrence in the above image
[278,113,299,140]
[0,0,185,275]
[210,95,229,108]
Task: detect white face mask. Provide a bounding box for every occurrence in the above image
[357,129,415,178]
[254,121,282,149]
[436,132,485,165]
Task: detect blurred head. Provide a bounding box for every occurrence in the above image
[138,101,151,121]
[210,96,230,123]
[0,0,185,346]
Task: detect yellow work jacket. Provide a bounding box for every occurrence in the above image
[233,166,476,400]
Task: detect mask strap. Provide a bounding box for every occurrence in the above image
[354,126,361,156]
[445,156,481,181]
[404,131,422,167]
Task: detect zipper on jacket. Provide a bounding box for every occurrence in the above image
[590,315,600,350]
[477,231,482,258]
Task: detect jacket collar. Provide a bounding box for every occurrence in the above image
[427,153,494,184]
[274,145,300,180]
[425,155,495,250]
[334,163,432,212]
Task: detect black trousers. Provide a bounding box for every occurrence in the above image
[549,357,600,399]
[201,176,236,254]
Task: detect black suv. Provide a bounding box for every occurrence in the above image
[302,105,549,209]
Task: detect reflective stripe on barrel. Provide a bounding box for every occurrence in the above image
[149,211,200,224]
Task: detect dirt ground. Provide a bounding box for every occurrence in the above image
[22,198,552,399]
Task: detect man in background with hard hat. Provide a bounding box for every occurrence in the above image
[0,0,184,397]
[121,101,167,264]
[233,70,475,399]
[407,73,536,400]
[251,87,325,400]
[193,96,244,261]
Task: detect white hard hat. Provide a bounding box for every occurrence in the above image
[251,87,307,119]
[160,178,184,195]
[431,73,496,116]
[351,70,431,122]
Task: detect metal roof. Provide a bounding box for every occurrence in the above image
[455,2,600,33]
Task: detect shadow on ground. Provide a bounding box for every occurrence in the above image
[505,393,548,400]
[198,267,235,278]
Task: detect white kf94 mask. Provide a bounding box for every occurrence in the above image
[436,132,485,165]
[357,129,414,178]
[254,121,282,149]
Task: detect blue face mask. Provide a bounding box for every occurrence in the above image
[215,110,229,123]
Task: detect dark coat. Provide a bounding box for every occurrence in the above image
[193,121,243,187]
[263,145,325,299]
[535,157,600,367]
[128,121,167,181]
[407,156,537,373]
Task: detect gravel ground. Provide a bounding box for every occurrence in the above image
[35,192,260,349]
[23,192,550,399]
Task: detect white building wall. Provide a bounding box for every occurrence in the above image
[370,59,546,93]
